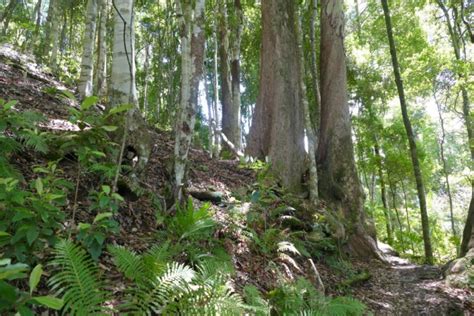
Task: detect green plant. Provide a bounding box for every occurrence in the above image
[0,99,49,178]
[49,239,109,315]
[0,163,70,262]
[167,197,216,241]
[77,212,119,260]
[108,244,249,315]
[0,259,63,315]
[268,277,366,316]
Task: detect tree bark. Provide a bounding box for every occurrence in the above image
[309,0,321,134]
[381,0,433,264]
[110,0,150,173]
[219,0,241,152]
[296,7,318,203]
[230,0,243,150]
[317,0,380,259]
[247,0,306,192]
[174,0,206,201]
[95,0,108,97]
[375,143,393,245]
[78,0,98,99]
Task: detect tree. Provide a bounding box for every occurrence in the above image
[317,0,379,258]
[94,0,108,97]
[174,0,206,200]
[78,0,98,99]
[380,0,433,264]
[219,0,241,151]
[109,0,150,181]
[247,0,305,192]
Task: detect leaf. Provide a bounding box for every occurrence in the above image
[26,227,39,246]
[31,296,64,310]
[29,264,43,294]
[101,185,111,194]
[3,100,18,110]
[60,90,76,100]
[93,212,113,223]
[35,178,43,195]
[101,125,118,132]
[81,96,99,111]
[107,103,132,116]
[0,231,10,237]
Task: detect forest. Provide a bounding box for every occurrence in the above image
[0,0,473,314]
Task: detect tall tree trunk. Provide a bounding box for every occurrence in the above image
[219,1,240,152]
[389,180,405,252]
[212,26,221,157]
[95,0,108,97]
[174,0,206,201]
[110,0,150,176]
[435,0,474,258]
[375,143,393,245]
[317,0,379,259]
[247,0,306,192]
[309,0,321,134]
[230,0,243,150]
[402,181,416,254]
[296,6,318,203]
[78,0,98,99]
[29,0,42,51]
[381,0,433,264]
[433,90,456,237]
[142,43,151,115]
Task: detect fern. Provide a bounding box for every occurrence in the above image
[49,240,108,315]
[108,245,146,282]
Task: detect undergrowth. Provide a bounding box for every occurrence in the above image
[0,98,368,315]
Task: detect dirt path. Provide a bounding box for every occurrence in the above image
[353,245,473,315]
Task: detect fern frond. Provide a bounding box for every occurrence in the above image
[18,130,49,153]
[108,245,146,282]
[49,240,107,315]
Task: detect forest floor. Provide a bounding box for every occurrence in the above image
[1,44,473,315]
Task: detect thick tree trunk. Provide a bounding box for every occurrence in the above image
[381,0,433,264]
[317,0,380,259]
[247,0,306,192]
[219,1,241,152]
[78,0,98,99]
[110,0,150,173]
[174,0,205,201]
[95,0,108,97]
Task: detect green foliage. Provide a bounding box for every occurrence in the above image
[167,197,216,241]
[49,239,108,315]
[0,162,70,262]
[0,99,49,178]
[267,277,366,316]
[109,243,248,315]
[0,259,63,315]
